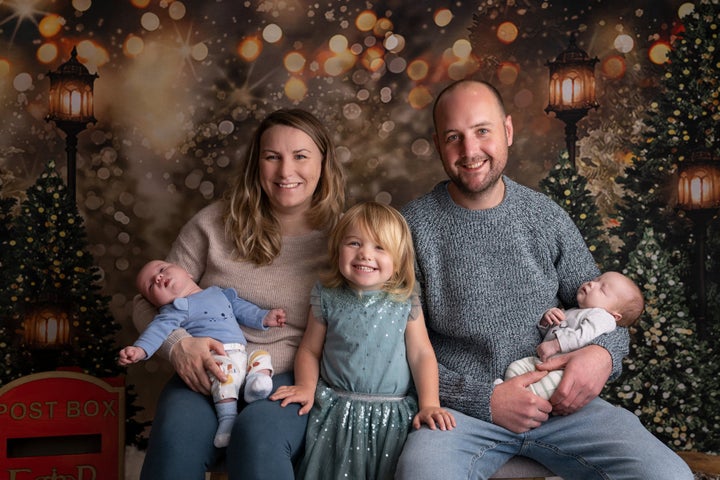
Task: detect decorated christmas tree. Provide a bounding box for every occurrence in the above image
[603,228,720,452]
[0,159,121,378]
[0,160,148,445]
[613,0,719,265]
[539,150,613,269]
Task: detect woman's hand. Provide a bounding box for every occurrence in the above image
[169,336,227,394]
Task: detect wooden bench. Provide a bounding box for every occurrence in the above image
[207,455,557,479]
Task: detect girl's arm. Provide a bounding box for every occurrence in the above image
[405,310,456,431]
[270,308,326,415]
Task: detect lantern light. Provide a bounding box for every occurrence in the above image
[23,305,72,348]
[46,46,98,202]
[545,34,599,168]
[677,150,720,338]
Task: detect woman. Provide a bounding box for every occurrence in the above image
[133,108,345,479]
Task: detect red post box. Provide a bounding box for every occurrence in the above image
[0,371,125,480]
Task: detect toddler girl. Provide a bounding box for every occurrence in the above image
[271,201,455,479]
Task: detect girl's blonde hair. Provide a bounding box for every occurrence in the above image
[223,109,345,265]
[323,201,416,300]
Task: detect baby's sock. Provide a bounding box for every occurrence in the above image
[243,372,273,403]
[213,401,237,448]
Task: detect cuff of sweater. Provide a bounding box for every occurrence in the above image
[158,328,191,361]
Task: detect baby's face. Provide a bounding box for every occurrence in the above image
[576,272,629,313]
[136,260,195,307]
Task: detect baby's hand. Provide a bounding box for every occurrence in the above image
[264,308,287,328]
[413,406,457,431]
[536,339,561,362]
[118,346,147,366]
[541,307,565,326]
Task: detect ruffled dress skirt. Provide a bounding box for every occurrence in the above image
[298,379,418,480]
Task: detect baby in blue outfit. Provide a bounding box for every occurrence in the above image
[119,260,286,447]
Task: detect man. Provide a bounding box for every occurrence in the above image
[396,79,692,479]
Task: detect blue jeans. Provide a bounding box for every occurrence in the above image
[395,399,692,480]
[140,372,307,480]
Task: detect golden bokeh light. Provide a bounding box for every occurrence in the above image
[408,85,433,110]
[124,34,145,57]
[649,41,671,64]
[601,55,626,79]
[323,50,356,76]
[141,12,160,31]
[407,59,429,81]
[384,33,405,53]
[356,11,377,32]
[263,24,283,44]
[497,21,518,44]
[362,45,385,72]
[452,39,472,58]
[191,42,208,61]
[434,8,453,27]
[678,2,695,18]
[72,0,92,12]
[373,18,393,37]
[238,36,262,62]
[329,34,348,54]
[614,34,634,53]
[497,61,519,85]
[77,39,110,68]
[284,76,307,102]
[37,43,58,64]
[131,0,151,7]
[168,1,187,20]
[284,52,306,73]
[39,14,64,38]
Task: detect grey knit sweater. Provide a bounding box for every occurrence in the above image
[402,177,629,422]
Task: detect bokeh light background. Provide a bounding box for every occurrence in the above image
[0,0,692,431]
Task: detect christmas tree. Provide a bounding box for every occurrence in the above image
[613,0,720,265]
[539,150,613,269]
[603,228,720,452]
[0,160,148,446]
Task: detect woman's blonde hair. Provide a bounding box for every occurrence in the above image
[322,201,416,300]
[224,109,345,265]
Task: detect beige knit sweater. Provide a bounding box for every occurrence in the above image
[133,201,329,374]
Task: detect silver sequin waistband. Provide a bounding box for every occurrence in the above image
[330,386,407,402]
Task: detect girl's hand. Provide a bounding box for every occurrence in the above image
[270,384,316,415]
[413,406,457,431]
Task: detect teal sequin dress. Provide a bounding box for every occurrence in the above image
[298,283,420,480]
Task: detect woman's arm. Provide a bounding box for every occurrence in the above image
[405,311,456,431]
[270,308,325,415]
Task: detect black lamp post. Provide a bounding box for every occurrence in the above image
[45,46,98,202]
[677,150,720,336]
[545,34,599,168]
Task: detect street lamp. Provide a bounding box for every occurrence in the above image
[545,34,599,168]
[46,46,98,202]
[677,150,720,336]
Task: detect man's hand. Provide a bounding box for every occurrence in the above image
[490,371,552,433]
[170,336,227,394]
[536,345,611,415]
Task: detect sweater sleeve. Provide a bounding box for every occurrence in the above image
[223,288,269,331]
